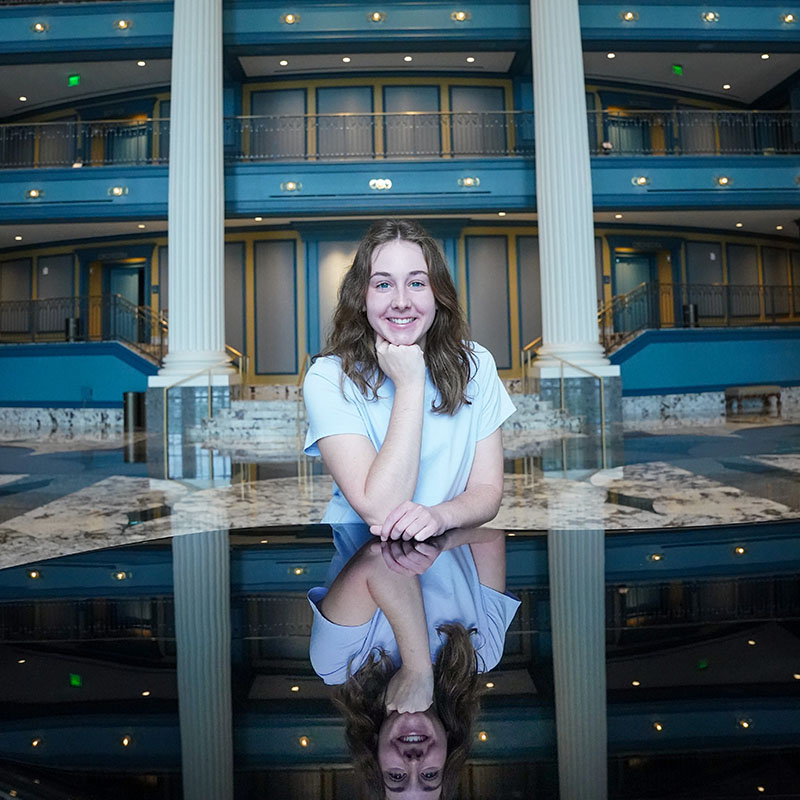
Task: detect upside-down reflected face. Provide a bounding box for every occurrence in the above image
[366,239,436,349]
[377,709,446,799]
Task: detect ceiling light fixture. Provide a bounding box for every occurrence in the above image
[369,178,392,190]
[701,11,719,22]
[761,53,770,59]
[281,13,300,24]
[19,96,28,102]
[109,186,128,196]
[122,735,132,746]
[714,175,732,186]
[281,181,301,191]
[458,176,480,187]
[632,175,650,186]
[290,685,300,692]
[31,22,49,33]
[653,722,663,731]
[497,211,506,216]
[735,222,743,227]
[403,55,413,62]
[299,736,310,747]
[780,13,796,23]
[478,731,488,741]
[369,11,386,22]
[647,551,663,561]
[615,213,623,219]
[254,216,263,221]
[631,680,641,686]
[137,223,146,229]
[722,83,731,90]
[115,19,132,29]
[733,545,746,554]
[607,52,616,59]
[279,59,288,66]
[14,235,23,241]
[342,56,351,63]
[137,60,147,67]
[451,10,471,21]
[72,161,83,168]
[776,225,784,230]
[620,10,638,21]
[485,681,495,688]
[25,189,43,199]
[466,56,475,63]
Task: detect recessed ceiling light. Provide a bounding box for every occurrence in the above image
[14,235,23,241]
[137,224,146,229]
[342,56,351,63]
[735,222,743,227]
[137,60,146,67]
[776,225,784,230]
[254,216,263,221]
[279,59,288,66]
[722,83,731,90]
[614,213,623,219]
[403,55,413,62]
[19,96,28,102]
[466,56,475,63]
[761,53,770,59]
[497,211,506,217]
[607,52,616,59]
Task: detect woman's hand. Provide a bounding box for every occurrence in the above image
[385,665,434,715]
[370,501,448,541]
[375,334,426,389]
[371,538,443,576]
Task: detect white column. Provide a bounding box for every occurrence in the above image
[155,0,232,382]
[173,530,234,800]
[530,0,617,378]
[548,529,608,799]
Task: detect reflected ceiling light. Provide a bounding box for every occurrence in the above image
[369,178,392,190]
[342,56,351,63]
[17,658,26,663]
[714,175,732,186]
[485,681,495,689]
[14,235,23,241]
[458,176,480,187]
[122,735,132,747]
[793,673,800,680]
[478,731,488,741]
[290,685,300,692]
[757,788,765,794]
[141,690,151,696]
[631,680,641,686]
[72,161,84,168]
[137,223,146,229]
[260,538,269,543]
[31,738,41,747]
[701,11,719,22]
[735,222,743,228]
[292,566,306,575]
[279,59,289,66]
[738,719,751,729]
[497,211,507,216]
[620,10,638,21]
[466,56,476,63]
[404,55,413,62]
[254,216,263,221]
[299,736,310,747]
[115,19,132,29]
[607,52,617,59]
[31,22,49,33]
[615,213,623,219]
[19,96,28,102]
[451,10,471,22]
[27,569,41,578]
[722,83,731,90]
[780,13,796,23]
[776,225,784,231]
[281,181,301,192]
[137,60,147,67]
[653,722,663,731]
[646,552,663,561]
[113,571,128,580]
[747,639,757,646]
[369,11,386,22]
[281,13,300,24]
[507,532,516,536]
[733,545,746,554]
[761,53,770,59]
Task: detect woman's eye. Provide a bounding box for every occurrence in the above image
[422,771,439,781]
[375,281,390,289]
[410,281,424,288]
[388,772,405,782]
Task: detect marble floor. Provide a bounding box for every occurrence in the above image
[1,420,799,569]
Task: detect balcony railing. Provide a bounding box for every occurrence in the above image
[1,110,797,169]
[0,294,167,363]
[599,282,799,352]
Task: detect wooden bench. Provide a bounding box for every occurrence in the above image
[724,385,781,414]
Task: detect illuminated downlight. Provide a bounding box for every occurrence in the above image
[19,96,28,102]
[109,186,128,196]
[733,545,746,555]
[290,685,300,693]
[31,738,41,747]
[714,175,732,186]
[342,57,351,63]
[14,235,23,241]
[722,83,731,90]
[292,566,306,576]
[26,189,43,199]
[738,719,751,729]
[466,56,475,63]
[776,225,784,231]
[485,682,495,689]
[451,10,471,21]
[747,639,757,646]
[115,19,132,29]
[141,690,151,697]
[653,722,663,732]
[113,571,129,580]
[299,736,310,747]
[701,11,720,22]
[780,13,796,23]
[281,13,300,24]
[478,731,488,742]
[620,11,638,21]
[646,552,663,562]
[32,22,49,33]
[369,11,386,22]
[28,569,41,579]
[607,53,617,59]
[369,178,392,190]
[632,175,650,186]
[735,222,743,228]
[631,680,641,687]
[279,59,288,66]
[281,181,301,192]
[404,56,413,62]
[122,735,132,747]
[761,53,770,60]
[458,176,480,187]
[497,211,506,217]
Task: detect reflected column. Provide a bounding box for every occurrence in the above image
[173,530,234,800]
[547,529,607,799]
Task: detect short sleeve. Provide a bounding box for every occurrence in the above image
[473,345,517,440]
[307,587,375,684]
[303,359,370,457]
[476,585,521,672]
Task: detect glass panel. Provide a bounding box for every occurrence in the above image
[383,85,440,158]
[517,236,542,348]
[254,240,297,374]
[224,242,245,357]
[316,86,373,159]
[250,89,306,161]
[450,85,507,157]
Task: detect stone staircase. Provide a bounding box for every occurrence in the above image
[193,392,583,459]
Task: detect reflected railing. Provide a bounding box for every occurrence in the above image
[0,293,167,363]
[2,110,797,168]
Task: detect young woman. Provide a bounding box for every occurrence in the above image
[303,218,515,540]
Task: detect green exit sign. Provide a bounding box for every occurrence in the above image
[69,673,82,687]
[672,64,683,76]
[68,74,81,87]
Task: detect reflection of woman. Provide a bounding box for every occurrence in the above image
[303,218,515,540]
[308,525,520,799]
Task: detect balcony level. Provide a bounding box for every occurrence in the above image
[0,109,798,222]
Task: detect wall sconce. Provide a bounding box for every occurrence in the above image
[458,176,480,187]
[780,12,796,23]
[369,11,386,22]
[632,175,650,186]
[620,10,638,21]
[109,186,128,196]
[31,21,49,33]
[115,19,132,29]
[281,12,300,24]
[280,181,301,191]
[369,178,392,190]
[451,10,471,21]
[714,175,732,186]
[701,11,719,22]
[25,189,44,199]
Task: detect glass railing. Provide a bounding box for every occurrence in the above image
[598,282,798,352]
[0,294,167,362]
[2,110,796,169]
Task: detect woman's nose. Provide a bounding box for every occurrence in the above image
[392,289,410,308]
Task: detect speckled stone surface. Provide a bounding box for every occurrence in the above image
[0,408,124,435]
[623,392,725,429]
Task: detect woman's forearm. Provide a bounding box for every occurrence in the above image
[430,482,503,532]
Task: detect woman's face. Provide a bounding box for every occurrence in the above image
[377,709,446,799]
[365,239,437,349]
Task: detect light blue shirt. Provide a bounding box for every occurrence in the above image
[303,342,516,524]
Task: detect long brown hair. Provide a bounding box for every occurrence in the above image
[333,623,482,800]
[318,219,474,414]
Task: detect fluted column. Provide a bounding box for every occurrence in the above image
[157,0,232,378]
[530,0,615,376]
[548,529,607,799]
[173,530,233,800]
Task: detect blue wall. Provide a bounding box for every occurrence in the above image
[0,342,157,407]
[612,327,800,396]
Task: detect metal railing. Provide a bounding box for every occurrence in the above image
[597,281,798,352]
[3,109,795,169]
[0,294,167,362]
